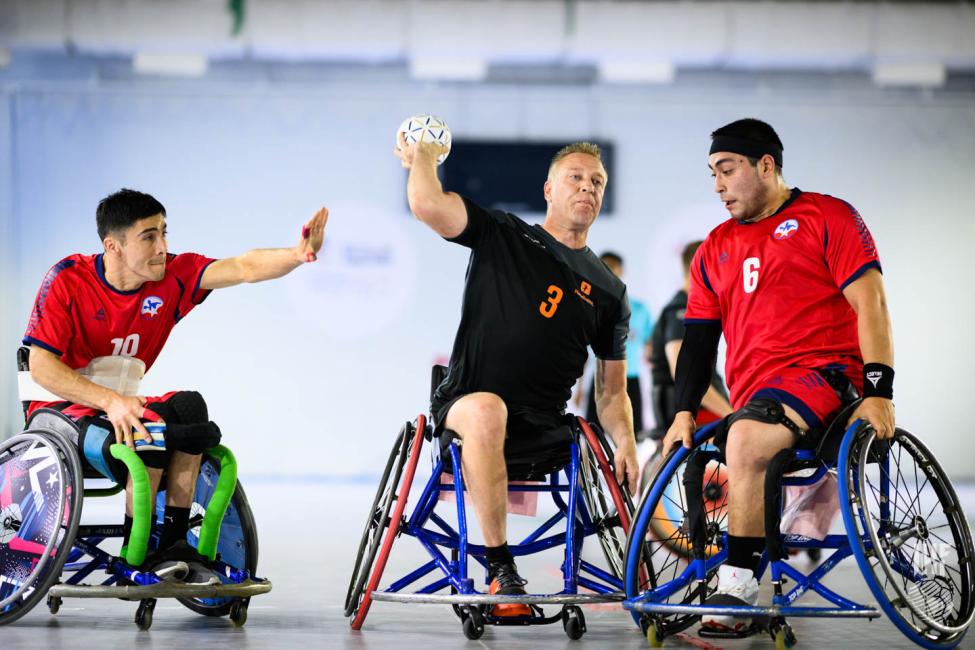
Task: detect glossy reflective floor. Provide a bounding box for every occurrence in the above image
[4,480,975,649]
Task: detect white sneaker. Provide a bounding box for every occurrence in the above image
[700,565,760,633]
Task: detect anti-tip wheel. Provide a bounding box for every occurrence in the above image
[462,607,485,640]
[230,600,248,627]
[562,605,587,640]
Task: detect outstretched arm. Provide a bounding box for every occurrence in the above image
[842,268,896,438]
[200,207,328,290]
[393,133,467,239]
[29,346,151,449]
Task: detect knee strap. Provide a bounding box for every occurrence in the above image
[681,449,712,559]
[728,398,804,439]
[165,421,222,455]
[763,447,798,562]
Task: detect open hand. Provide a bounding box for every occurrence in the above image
[298,207,328,263]
[105,394,151,449]
[393,131,448,170]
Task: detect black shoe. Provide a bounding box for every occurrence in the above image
[487,561,530,617]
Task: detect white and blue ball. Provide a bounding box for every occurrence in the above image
[396,114,452,165]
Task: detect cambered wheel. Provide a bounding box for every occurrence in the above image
[840,425,975,649]
[0,432,82,626]
[624,423,727,638]
[158,455,259,618]
[347,417,426,629]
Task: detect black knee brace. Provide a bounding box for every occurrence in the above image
[165,421,222,455]
[144,391,221,454]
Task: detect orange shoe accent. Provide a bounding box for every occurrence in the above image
[488,578,531,617]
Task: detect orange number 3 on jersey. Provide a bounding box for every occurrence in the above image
[539,284,564,318]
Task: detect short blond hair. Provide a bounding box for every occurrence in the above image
[548,142,605,179]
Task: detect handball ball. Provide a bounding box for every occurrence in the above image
[397,114,452,165]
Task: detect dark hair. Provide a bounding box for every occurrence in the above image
[710,118,784,171]
[96,189,166,241]
[682,240,703,273]
[600,251,623,267]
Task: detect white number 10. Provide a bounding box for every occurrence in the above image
[743,257,760,294]
[111,333,140,357]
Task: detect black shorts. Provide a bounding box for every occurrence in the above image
[433,395,573,481]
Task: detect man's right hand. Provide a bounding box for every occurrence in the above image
[662,411,697,453]
[104,394,151,449]
[393,132,448,170]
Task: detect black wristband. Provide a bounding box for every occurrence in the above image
[862,363,894,399]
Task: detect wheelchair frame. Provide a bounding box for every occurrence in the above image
[622,418,975,649]
[346,414,645,640]
[0,412,270,630]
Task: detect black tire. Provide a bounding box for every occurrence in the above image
[344,423,412,617]
[624,433,727,638]
[0,432,82,626]
[135,598,155,630]
[462,607,485,640]
[157,455,259,617]
[842,427,975,648]
[562,605,587,640]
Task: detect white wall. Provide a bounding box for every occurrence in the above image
[3,64,974,479]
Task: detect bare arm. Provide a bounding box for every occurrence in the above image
[842,268,896,437]
[393,135,467,239]
[29,346,150,448]
[664,340,732,417]
[595,358,638,494]
[200,207,327,290]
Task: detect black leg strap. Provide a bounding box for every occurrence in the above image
[681,449,711,558]
[763,447,798,562]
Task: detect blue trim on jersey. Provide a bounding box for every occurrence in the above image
[82,424,118,481]
[683,318,721,326]
[95,254,141,295]
[699,259,716,295]
[752,387,822,429]
[174,277,186,323]
[192,259,215,306]
[22,336,63,357]
[839,260,882,291]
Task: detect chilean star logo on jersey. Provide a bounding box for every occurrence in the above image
[773,218,799,240]
[141,296,163,320]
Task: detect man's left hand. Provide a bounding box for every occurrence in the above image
[613,437,639,496]
[848,396,896,439]
[297,207,328,263]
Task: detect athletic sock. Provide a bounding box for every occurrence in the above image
[160,506,191,550]
[726,535,765,575]
[485,542,514,567]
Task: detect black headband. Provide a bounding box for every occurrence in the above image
[709,135,783,168]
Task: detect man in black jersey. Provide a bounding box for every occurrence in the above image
[394,135,638,611]
[649,241,732,436]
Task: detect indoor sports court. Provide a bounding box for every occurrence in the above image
[2,2,974,649]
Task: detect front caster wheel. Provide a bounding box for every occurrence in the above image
[461,606,485,640]
[47,595,62,615]
[230,599,248,627]
[135,598,156,631]
[562,605,587,640]
[771,622,797,649]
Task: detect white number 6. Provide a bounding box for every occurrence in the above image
[743,257,760,294]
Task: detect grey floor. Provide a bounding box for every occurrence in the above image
[4,479,975,649]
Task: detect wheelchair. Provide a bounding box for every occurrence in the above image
[0,349,271,629]
[345,369,651,640]
[622,399,975,649]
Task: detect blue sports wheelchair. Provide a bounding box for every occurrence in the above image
[0,347,271,629]
[345,366,649,640]
[622,399,975,649]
